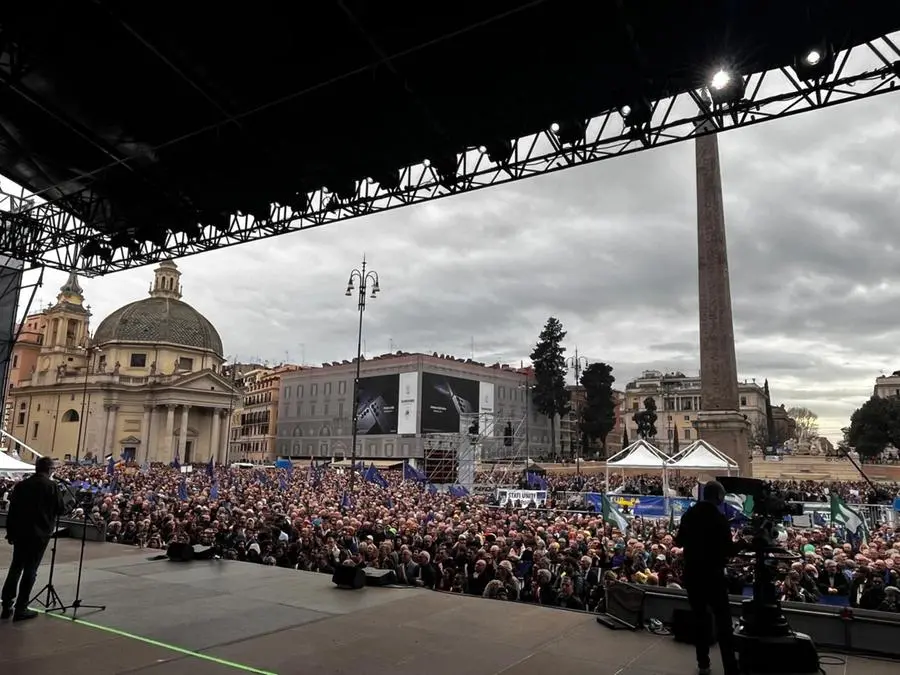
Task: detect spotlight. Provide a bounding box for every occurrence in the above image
[423,159,432,167]
[479,139,513,165]
[707,69,745,105]
[201,210,230,231]
[551,119,587,145]
[429,152,459,188]
[793,43,834,81]
[326,180,357,201]
[371,169,401,191]
[620,98,652,127]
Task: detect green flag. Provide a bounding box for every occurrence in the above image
[830,494,868,543]
[725,493,754,518]
[602,495,629,532]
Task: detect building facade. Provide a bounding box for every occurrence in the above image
[620,370,770,453]
[874,371,900,400]
[276,353,553,460]
[233,364,300,463]
[7,263,240,464]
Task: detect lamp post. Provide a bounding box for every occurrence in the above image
[565,350,589,464]
[74,345,101,463]
[345,257,380,491]
[519,371,535,465]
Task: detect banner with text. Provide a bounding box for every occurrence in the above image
[584,494,695,518]
[356,374,399,435]
[497,489,548,507]
[397,372,419,435]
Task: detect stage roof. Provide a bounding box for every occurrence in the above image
[2,1,900,274]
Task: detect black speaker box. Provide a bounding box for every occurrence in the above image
[364,567,397,587]
[332,565,367,589]
[672,608,717,646]
[605,582,646,629]
[166,542,194,562]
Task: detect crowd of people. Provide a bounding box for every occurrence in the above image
[2,462,899,616]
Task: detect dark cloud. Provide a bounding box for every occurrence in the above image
[15,76,900,442]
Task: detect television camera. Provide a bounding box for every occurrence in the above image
[717,476,819,674]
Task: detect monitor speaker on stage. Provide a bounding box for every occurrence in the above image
[605,582,646,629]
[363,567,396,587]
[332,565,366,590]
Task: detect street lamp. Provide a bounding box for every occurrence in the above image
[345,257,380,491]
[565,349,589,463]
[74,344,101,463]
[518,372,536,465]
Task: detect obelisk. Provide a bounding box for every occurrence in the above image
[694,132,751,476]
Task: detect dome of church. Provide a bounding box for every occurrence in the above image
[92,262,224,357]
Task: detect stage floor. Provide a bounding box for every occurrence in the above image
[0,540,892,675]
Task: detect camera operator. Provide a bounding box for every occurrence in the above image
[2,457,65,622]
[675,480,744,675]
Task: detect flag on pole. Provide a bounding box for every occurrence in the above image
[210,480,219,501]
[830,494,868,544]
[178,476,188,501]
[601,495,629,532]
[206,456,215,478]
[106,455,115,476]
[724,493,754,521]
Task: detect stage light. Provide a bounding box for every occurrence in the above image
[620,98,651,127]
[793,43,834,81]
[371,170,401,191]
[326,180,357,201]
[552,119,587,145]
[201,210,230,231]
[479,139,513,165]
[429,153,459,188]
[550,122,561,133]
[707,68,745,105]
[423,158,432,167]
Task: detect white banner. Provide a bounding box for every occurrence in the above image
[397,372,419,435]
[497,489,548,507]
[479,381,495,437]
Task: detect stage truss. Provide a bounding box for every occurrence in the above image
[422,412,531,492]
[2,35,900,276]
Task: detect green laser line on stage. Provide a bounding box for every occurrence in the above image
[34,608,278,675]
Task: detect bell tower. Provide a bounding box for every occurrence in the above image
[39,272,91,375]
[150,261,183,300]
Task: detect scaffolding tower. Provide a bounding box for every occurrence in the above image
[421,412,533,495]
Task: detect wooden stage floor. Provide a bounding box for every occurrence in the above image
[0,540,893,675]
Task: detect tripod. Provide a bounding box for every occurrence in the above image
[29,484,106,617]
[28,509,66,612]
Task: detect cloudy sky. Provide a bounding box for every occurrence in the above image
[8,75,900,443]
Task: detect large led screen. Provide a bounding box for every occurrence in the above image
[421,372,480,434]
[355,374,399,435]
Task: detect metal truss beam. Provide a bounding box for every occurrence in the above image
[3,35,900,277]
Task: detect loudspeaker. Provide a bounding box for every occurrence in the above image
[363,567,397,587]
[605,582,646,629]
[672,608,717,646]
[332,565,366,589]
[192,545,215,561]
[166,542,194,562]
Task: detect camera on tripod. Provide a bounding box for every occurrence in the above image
[717,477,820,674]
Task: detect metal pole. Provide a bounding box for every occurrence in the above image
[524,371,531,464]
[74,348,93,462]
[346,258,379,492]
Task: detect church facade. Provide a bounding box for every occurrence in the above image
[8,262,240,464]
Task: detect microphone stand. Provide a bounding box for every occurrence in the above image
[28,480,72,611]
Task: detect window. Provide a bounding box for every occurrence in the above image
[62,409,80,423]
[310,403,316,417]
[178,357,194,372]
[740,396,747,406]
[16,412,24,426]
[311,384,318,396]
[338,381,346,395]
[632,401,639,411]
[284,387,291,400]
[683,415,689,422]
[32,422,39,439]
[324,403,329,416]
[683,428,691,440]
[667,428,673,439]
[12,354,17,368]
[130,353,147,368]
[324,382,332,396]
[338,402,344,419]
[296,385,304,398]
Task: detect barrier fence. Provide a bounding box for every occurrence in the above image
[501,490,898,525]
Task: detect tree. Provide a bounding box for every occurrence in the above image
[633,396,658,440]
[579,362,616,457]
[787,406,819,441]
[847,396,900,457]
[530,317,571,455]
[749,420,770,449]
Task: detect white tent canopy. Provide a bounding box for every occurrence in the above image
[606,439,669,468]
[667,439,737,472]
[0,450,34,474]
